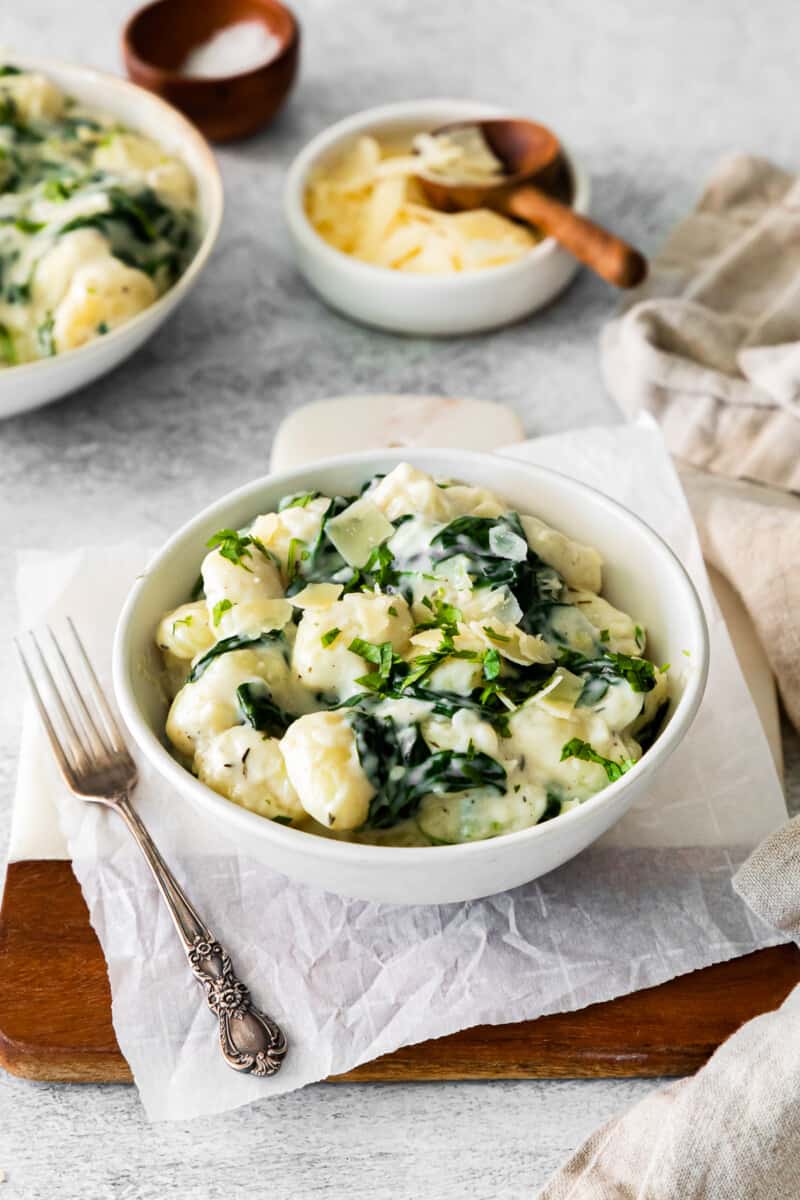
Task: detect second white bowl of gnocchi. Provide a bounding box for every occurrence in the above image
[114,449,708,905]
[0,57,222,419]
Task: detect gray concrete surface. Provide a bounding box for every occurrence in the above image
[1,1,798,1195]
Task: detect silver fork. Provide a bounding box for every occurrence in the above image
[16,619,288,1078]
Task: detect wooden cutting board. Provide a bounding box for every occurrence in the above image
[1,859,798,1083]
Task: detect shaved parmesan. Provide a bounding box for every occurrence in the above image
[489,523,529,561]
[413,127,505,184]
[532,669,585,718]
[325,498,395,568]
[292,582,344,609]
[305,132,539,274]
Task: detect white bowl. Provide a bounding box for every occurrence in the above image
[0,56,223,421]
[114,449,709,905]
[283,99,589,336]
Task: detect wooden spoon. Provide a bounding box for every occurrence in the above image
[415,119,647,289]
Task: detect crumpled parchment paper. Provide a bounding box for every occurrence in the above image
[10,421,786,1120]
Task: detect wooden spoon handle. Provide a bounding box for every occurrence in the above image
[504,185,647,289]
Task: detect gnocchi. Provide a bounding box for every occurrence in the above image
[156,464,671,846]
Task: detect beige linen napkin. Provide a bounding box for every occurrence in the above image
[602,153,800,727]
[541,155,800,1198]
[537,824,800,1200]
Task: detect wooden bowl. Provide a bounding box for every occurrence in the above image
[122,0,299,142]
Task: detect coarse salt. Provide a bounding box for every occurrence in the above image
[181,20,282,79]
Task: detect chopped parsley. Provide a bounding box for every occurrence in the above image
[207,528,258,570]
[483,625,510,643]
[321,627,341,648]
[279,492,318,510]
[348,637,397,690]
[560,738,635,783]
[286,537,309,582]
[483,648,501,680]
[212,599,234,626]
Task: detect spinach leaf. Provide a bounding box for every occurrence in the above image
[430,513,524,588]
[634,697,670,753]
[236,682,291,738]
[430,513,568,639]
[350,712,506,829]
[285,494,353,594]
[540,790,563,823]
[5,281,30,304]
[558,648,656,705]
[187,631,284,683]
[58,186,197,283]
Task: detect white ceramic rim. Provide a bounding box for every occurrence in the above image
[114,447,710,866]
[0,54,224,383]
[283,98,591,288]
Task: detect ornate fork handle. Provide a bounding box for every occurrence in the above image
[116,795,288,1077]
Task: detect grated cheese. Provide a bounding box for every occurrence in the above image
[305,134,539,274]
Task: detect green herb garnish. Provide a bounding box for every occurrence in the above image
[482,625,510,643]
[206,528,257,570]
[348,637,396,690]
[279,492,318,511]
[212,599,234,626]
[560,738,635,783]
[483,648,501,680]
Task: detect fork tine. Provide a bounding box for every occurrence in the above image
[46,625,114,759]
[66,617,127,754]
[15,637,78,787]
[29,630,90,771]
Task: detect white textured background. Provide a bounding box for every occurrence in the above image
[1,1,799,1195]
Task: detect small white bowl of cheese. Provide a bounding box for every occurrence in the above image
[283,99,589,336]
